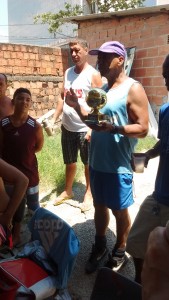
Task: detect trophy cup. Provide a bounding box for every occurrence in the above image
[85,88,111,125]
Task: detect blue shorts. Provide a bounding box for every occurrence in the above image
[89,167,134,210]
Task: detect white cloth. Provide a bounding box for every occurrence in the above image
[62,64,99,132]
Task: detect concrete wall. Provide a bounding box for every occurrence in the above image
[78,11,169,118]
[0,43,69,118]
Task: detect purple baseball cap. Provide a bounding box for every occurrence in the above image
[89,41,127,58]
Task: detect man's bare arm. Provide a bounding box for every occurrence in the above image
[65,88,89,122]
[51,82,64,125]
[91,71,103,88]
[100,82,149,137]
[0,159,29,227]
[118,82,149,138]
[35,122,44,153]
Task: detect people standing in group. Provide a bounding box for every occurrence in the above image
[126,53,169,284]
[0,159,28,231]
[0,73,13,120]
[65,40,149,274]
[51,38,102,212]
[0,87,44,246]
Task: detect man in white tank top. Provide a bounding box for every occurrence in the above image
[52,38,102,211]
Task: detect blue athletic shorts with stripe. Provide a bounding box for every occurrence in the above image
[89,166,134,210]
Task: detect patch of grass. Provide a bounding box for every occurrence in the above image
[37,130,64,194]
[37,130,84,195]
[135,135,157,152]
[37,131,157,194]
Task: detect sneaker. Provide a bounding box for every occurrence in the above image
[105,252,128,271]
[85,244,108,274]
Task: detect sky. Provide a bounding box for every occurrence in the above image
[0,0,76,45]
[0,0,8,42]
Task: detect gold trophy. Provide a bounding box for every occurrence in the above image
[85,88,111,125]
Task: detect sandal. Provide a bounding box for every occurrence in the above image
[53,193,74,206]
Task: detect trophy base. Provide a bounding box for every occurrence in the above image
[85,119,100,125]
[85,114,113,125]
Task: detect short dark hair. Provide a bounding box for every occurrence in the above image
[13,88,31,99]
[69,38,89,49]
[0,73,7,84]
[162,54,169,91]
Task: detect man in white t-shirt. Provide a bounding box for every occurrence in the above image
[52,38,102,212]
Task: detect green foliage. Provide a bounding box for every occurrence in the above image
[34,0,145,33]
[37,131,64,193]
[37,130,84,194]
[93,0,145,13]
[34,2,83,33]
[135,135,156,152]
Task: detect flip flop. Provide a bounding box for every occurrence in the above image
[53,194,74,206]
[81,202,92,213]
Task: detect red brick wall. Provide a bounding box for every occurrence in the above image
[0,43,69,118]
[78,12,169,118]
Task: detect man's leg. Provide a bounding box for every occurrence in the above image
[113,208,131,249]
[64,163,76,196]
[0,179,10,213]
[26,186,39,213]
[13,195,27,246]
[54,126,77,205]
[79,133,93,211]
[126,195,163,283]
[53,163,76,205]
[95,204,110,236]
[133,257,144,284]
[85,205,109,274]
[81,164,93,212]
[104,208,131,270]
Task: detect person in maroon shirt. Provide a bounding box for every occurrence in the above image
[0,88,44,246]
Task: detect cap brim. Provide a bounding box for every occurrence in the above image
[88,49,99,55]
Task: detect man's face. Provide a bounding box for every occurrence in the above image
[0,75,7,98]
[163,65,169,91]
[13,92,32,112]
[162,55,169,91]
[69,43,88,66]
[97,52,122,78]
[164,77,169,91]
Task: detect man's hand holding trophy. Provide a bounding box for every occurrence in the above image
[85,88,111,125]
[65,87,118,133]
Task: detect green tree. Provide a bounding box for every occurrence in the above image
[34,1,145,33]
[34,3,82,34]
[92,0,145,12]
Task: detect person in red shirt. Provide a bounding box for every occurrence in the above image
[0,88,44,246]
